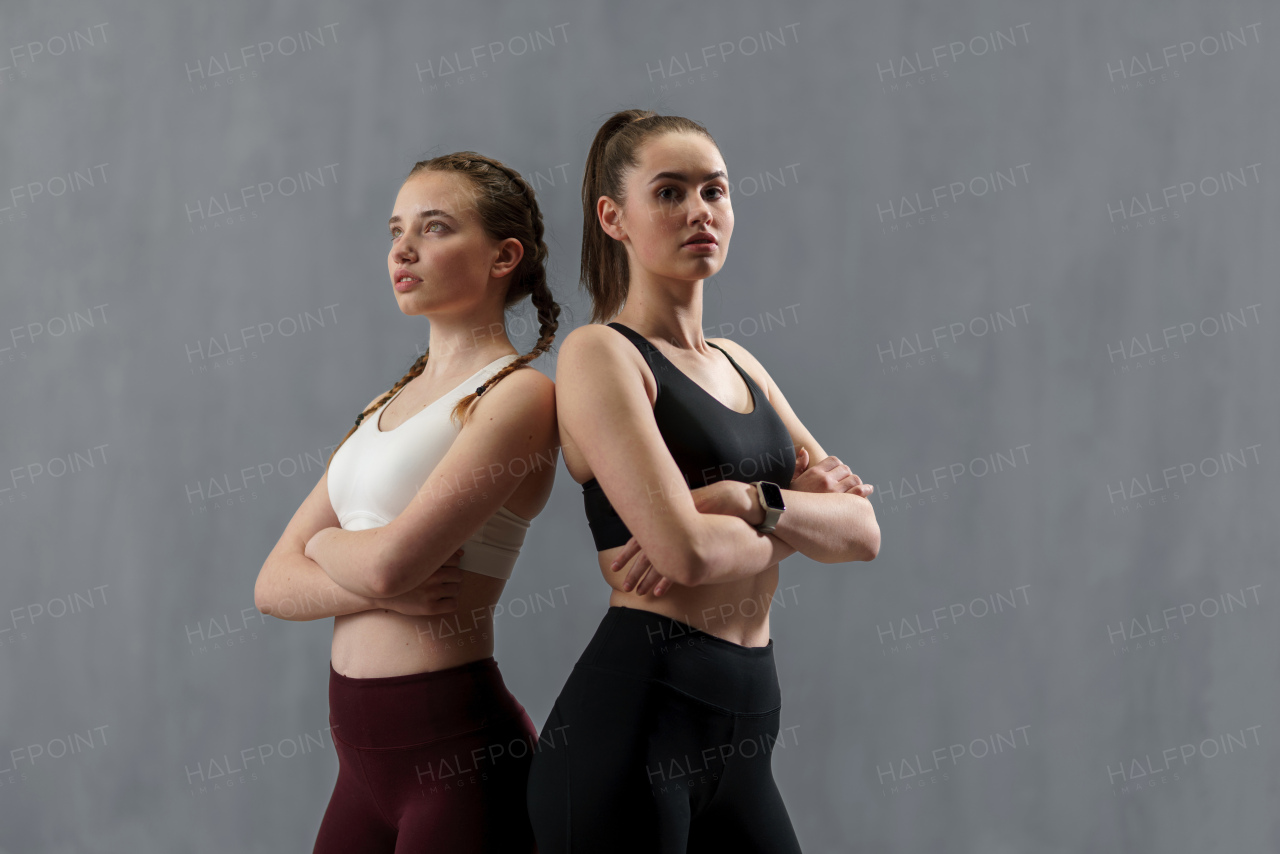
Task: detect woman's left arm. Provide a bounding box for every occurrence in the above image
[713,339,880,564]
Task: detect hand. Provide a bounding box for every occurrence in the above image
[790,449,873,498]
[610,538,675,598]
[374,548,466,616]
[609,481,748,596]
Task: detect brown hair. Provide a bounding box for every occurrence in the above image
[326,151,561,470]
[580,109,719,323]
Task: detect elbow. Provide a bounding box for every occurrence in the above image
[363,562,400,599]
[841,496,880,563]
[367,536,409,598]
[859,520,881,562]
[676,552,707,587]
[640,528,707,588]
[672,530,711,587]
[253,563,275,616]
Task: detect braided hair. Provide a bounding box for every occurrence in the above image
[326,152,561,470]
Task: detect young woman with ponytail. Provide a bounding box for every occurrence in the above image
[254,152,560,853]
[525,110,880,851]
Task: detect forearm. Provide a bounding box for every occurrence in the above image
[768,490,880,563]
[255,551,380,622]
[689,482,878,583]
[690,513,798,585]
[308,526,395,598]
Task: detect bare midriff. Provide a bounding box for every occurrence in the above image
[596,544,778,648]
[330,571,508,678]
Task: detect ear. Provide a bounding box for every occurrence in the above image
[491,236,525,278]
[597,195,625,241]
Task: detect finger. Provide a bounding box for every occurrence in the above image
[610,537,640,572]
[624,556,651,593]
[825,469,854,493]
[623,554,651,592]
[652,575,673,597]
[425,581,460,597]
[434,567,465,583]
[635,561,658,595]
[638,566,665,597]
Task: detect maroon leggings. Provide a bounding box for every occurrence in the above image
[313,656,539,853]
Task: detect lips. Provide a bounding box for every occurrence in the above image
[393,268,422,284]
[683,232,717,246]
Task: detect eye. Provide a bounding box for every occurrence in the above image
[389,226,402,239]
[426,221,447,233]
[657,186,680,200]
[706,186,726,200]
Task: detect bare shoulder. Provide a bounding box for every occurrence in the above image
[557,324,649,387]
[559,322,632,361]
[471,361,556,415]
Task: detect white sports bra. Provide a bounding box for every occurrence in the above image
[326,354,532,581]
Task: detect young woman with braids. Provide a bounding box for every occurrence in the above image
[524,110,880,851]
[254,151,560,853]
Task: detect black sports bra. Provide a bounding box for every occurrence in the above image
[581,322,797,551]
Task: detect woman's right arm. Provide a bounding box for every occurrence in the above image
[557,325,791,588]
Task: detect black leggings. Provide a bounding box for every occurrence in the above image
[526,605,803,852]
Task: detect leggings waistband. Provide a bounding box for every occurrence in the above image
[328,656,526,750]
[576,606,781,715]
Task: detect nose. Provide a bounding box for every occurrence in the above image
[391,237,417,264]
[687,196,713,228]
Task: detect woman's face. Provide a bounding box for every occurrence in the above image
[605,131,733,284]
[386,170,521,318]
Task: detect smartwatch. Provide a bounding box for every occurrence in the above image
[749,481,786,533]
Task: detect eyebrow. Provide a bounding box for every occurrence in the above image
[388,209,458,227]
[647,170,727,185]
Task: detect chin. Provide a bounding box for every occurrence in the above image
[393,294,431,316]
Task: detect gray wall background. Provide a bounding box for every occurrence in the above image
[1,0,1276,851]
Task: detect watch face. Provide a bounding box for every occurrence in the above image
[759,481,785,510]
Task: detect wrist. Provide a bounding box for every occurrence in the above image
[748,481,786,533]
[741,481,765,525]
[360,592,390,611]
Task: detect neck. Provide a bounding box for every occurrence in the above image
[613,273,707,351]
[419,310,517,378]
